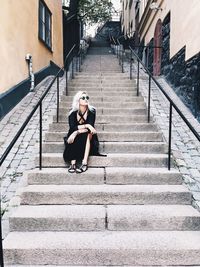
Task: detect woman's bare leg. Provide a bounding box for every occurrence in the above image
[82,134,92,165]
[68,159,76,173]
[71,160,76,165]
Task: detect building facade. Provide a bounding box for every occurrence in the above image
[0,0,63,119]
[121,0,200,119]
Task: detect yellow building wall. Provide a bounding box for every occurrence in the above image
[0,0,63,94]
[140,0,200,61]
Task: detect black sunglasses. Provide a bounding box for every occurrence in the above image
[80,96,89,100]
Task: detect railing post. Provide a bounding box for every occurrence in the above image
[147,46,149,70]
[79,55,81,72]
[65,70,68,96]
[122,50,124,73]
[168,102,172,170]
[76,57,79,72]
[119,47,121,65]
[130,50,133,80]
[39,102,42,170]
[148,76,151,122]
[72,57,74,79]
[56,77,59,123]
[80,48,83,65]
[137,58,140,96]
[0,212,4,267]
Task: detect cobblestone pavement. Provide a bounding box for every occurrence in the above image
[0,74,67,238]
[123,59,200,210]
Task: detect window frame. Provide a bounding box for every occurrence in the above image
[38,0,52,52]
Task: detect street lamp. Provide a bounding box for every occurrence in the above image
[150,1,162,11]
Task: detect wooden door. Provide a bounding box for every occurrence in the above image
[153,19,162,76]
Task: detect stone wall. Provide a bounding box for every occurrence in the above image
[160,12,200,119]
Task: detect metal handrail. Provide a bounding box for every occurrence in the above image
[0,43,80,267]
[116,38,124,72]
[110,35,200,171]
[129,45,200,169]
[129,45,200,140]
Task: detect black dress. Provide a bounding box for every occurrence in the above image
[63,108,100,163]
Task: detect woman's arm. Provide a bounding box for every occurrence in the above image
[77,124,87,130]
[77,128,88,134]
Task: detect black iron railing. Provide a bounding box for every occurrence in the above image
[110,36,200,171]
[0,43,83,267]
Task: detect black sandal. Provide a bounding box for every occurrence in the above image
[68,164,76,173]
[76,164,88,173]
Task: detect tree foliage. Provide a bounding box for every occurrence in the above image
[79,0,113,25]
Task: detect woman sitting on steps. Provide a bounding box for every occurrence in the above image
[63,91,103,173]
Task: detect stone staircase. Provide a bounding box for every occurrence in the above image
[3,46,200,266]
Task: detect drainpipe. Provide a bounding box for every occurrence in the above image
[25,54,35,91]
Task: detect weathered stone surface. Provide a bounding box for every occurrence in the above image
[107,205,200,230]
[35,153,169,168]
[9,205,105,231]
[20,184,191,205]
[45,131,163,142]
[106,167,182,185]
[4,231,200,265]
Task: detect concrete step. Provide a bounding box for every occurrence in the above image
[75,74,129,78]
[68,85,135,90]
[74,76,130,80]
[59,102,146,109]
[68,84,135,88]
[49,122,158,132]
[82,70,122,73]
[83,70,122,73]
[43,141,167,154]
[69,81,134,85]
[67,91,137,97]
[76,72,129,76]
[68,87,134,92]
[20,184,191,205]
[35,153,169,168]
[59,107,147,115]
[106,167,182,185]
[26,167,182,185]
[60,95,143,103]
[45,132,163,142]
[6,266,200,267]
[4,231,200,265]
[9,205,105,232]
[9,205,200,232]
[27,168,104,185]
[53,114,151,123]
[107,205,200,231]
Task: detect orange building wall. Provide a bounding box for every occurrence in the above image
[0,0,63,94]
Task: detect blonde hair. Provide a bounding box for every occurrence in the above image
[69,91,95,114]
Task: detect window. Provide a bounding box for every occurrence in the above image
[39,0,52,50]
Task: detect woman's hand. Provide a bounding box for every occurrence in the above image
[86,124,96,135]
[67,131,77,144]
